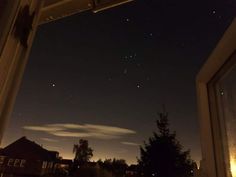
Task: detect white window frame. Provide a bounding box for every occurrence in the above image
[20,159,26,167]
[49,162,53,169]
[14,159,20,167]
[0,156,5,165]
[7,158,14,166]
[42,161,47,169]
[196,18,236,177]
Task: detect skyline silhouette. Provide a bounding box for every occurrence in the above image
[2,0,235,165]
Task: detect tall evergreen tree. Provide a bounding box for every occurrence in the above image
[138,111,195,177]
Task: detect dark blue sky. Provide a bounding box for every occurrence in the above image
[2,0,235,164]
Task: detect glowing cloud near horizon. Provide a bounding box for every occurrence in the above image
[121,141,140,146]
[23,123,136,140]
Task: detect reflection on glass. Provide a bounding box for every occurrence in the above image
[216,54,236,177]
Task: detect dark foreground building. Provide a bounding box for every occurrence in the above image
[0,137,72,177]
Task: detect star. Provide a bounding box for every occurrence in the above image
[51,83,56,87]
[125,18,130,22]
[212,10,216,14]
[137,84,141,88]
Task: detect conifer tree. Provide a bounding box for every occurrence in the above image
[138,111,194,177]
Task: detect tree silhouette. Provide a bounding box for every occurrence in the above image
[98,158,128,177]
[138,111,195,177]
[73,139,93,166]
[112,159,128,177]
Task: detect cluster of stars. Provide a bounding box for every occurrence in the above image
[124,53,137,61]
[105,51,146,89]
[211,9,223,22]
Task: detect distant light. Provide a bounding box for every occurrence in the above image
[51,83,56,87]
[212,10,216,14]
[137,84,140,88]
[126,18,130,22]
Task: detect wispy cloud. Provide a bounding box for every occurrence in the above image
[50,131,91,138]
[23,123,136,140]
[40,138,59,142]
[23,126,64,132]
[44,145,60,150]
[121,141,140,146]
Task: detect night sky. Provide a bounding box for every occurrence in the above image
[2,0,235,165]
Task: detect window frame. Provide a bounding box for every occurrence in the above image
[7,158,14,166]
[20,159,26,168]
[14,158,21,167]
[196,18,236,177]
[0,156,5,165]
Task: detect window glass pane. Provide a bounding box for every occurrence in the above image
[216,53,236,177]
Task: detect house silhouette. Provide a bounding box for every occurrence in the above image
[0,136,72,176]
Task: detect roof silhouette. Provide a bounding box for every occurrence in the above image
[0,136,58,160]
